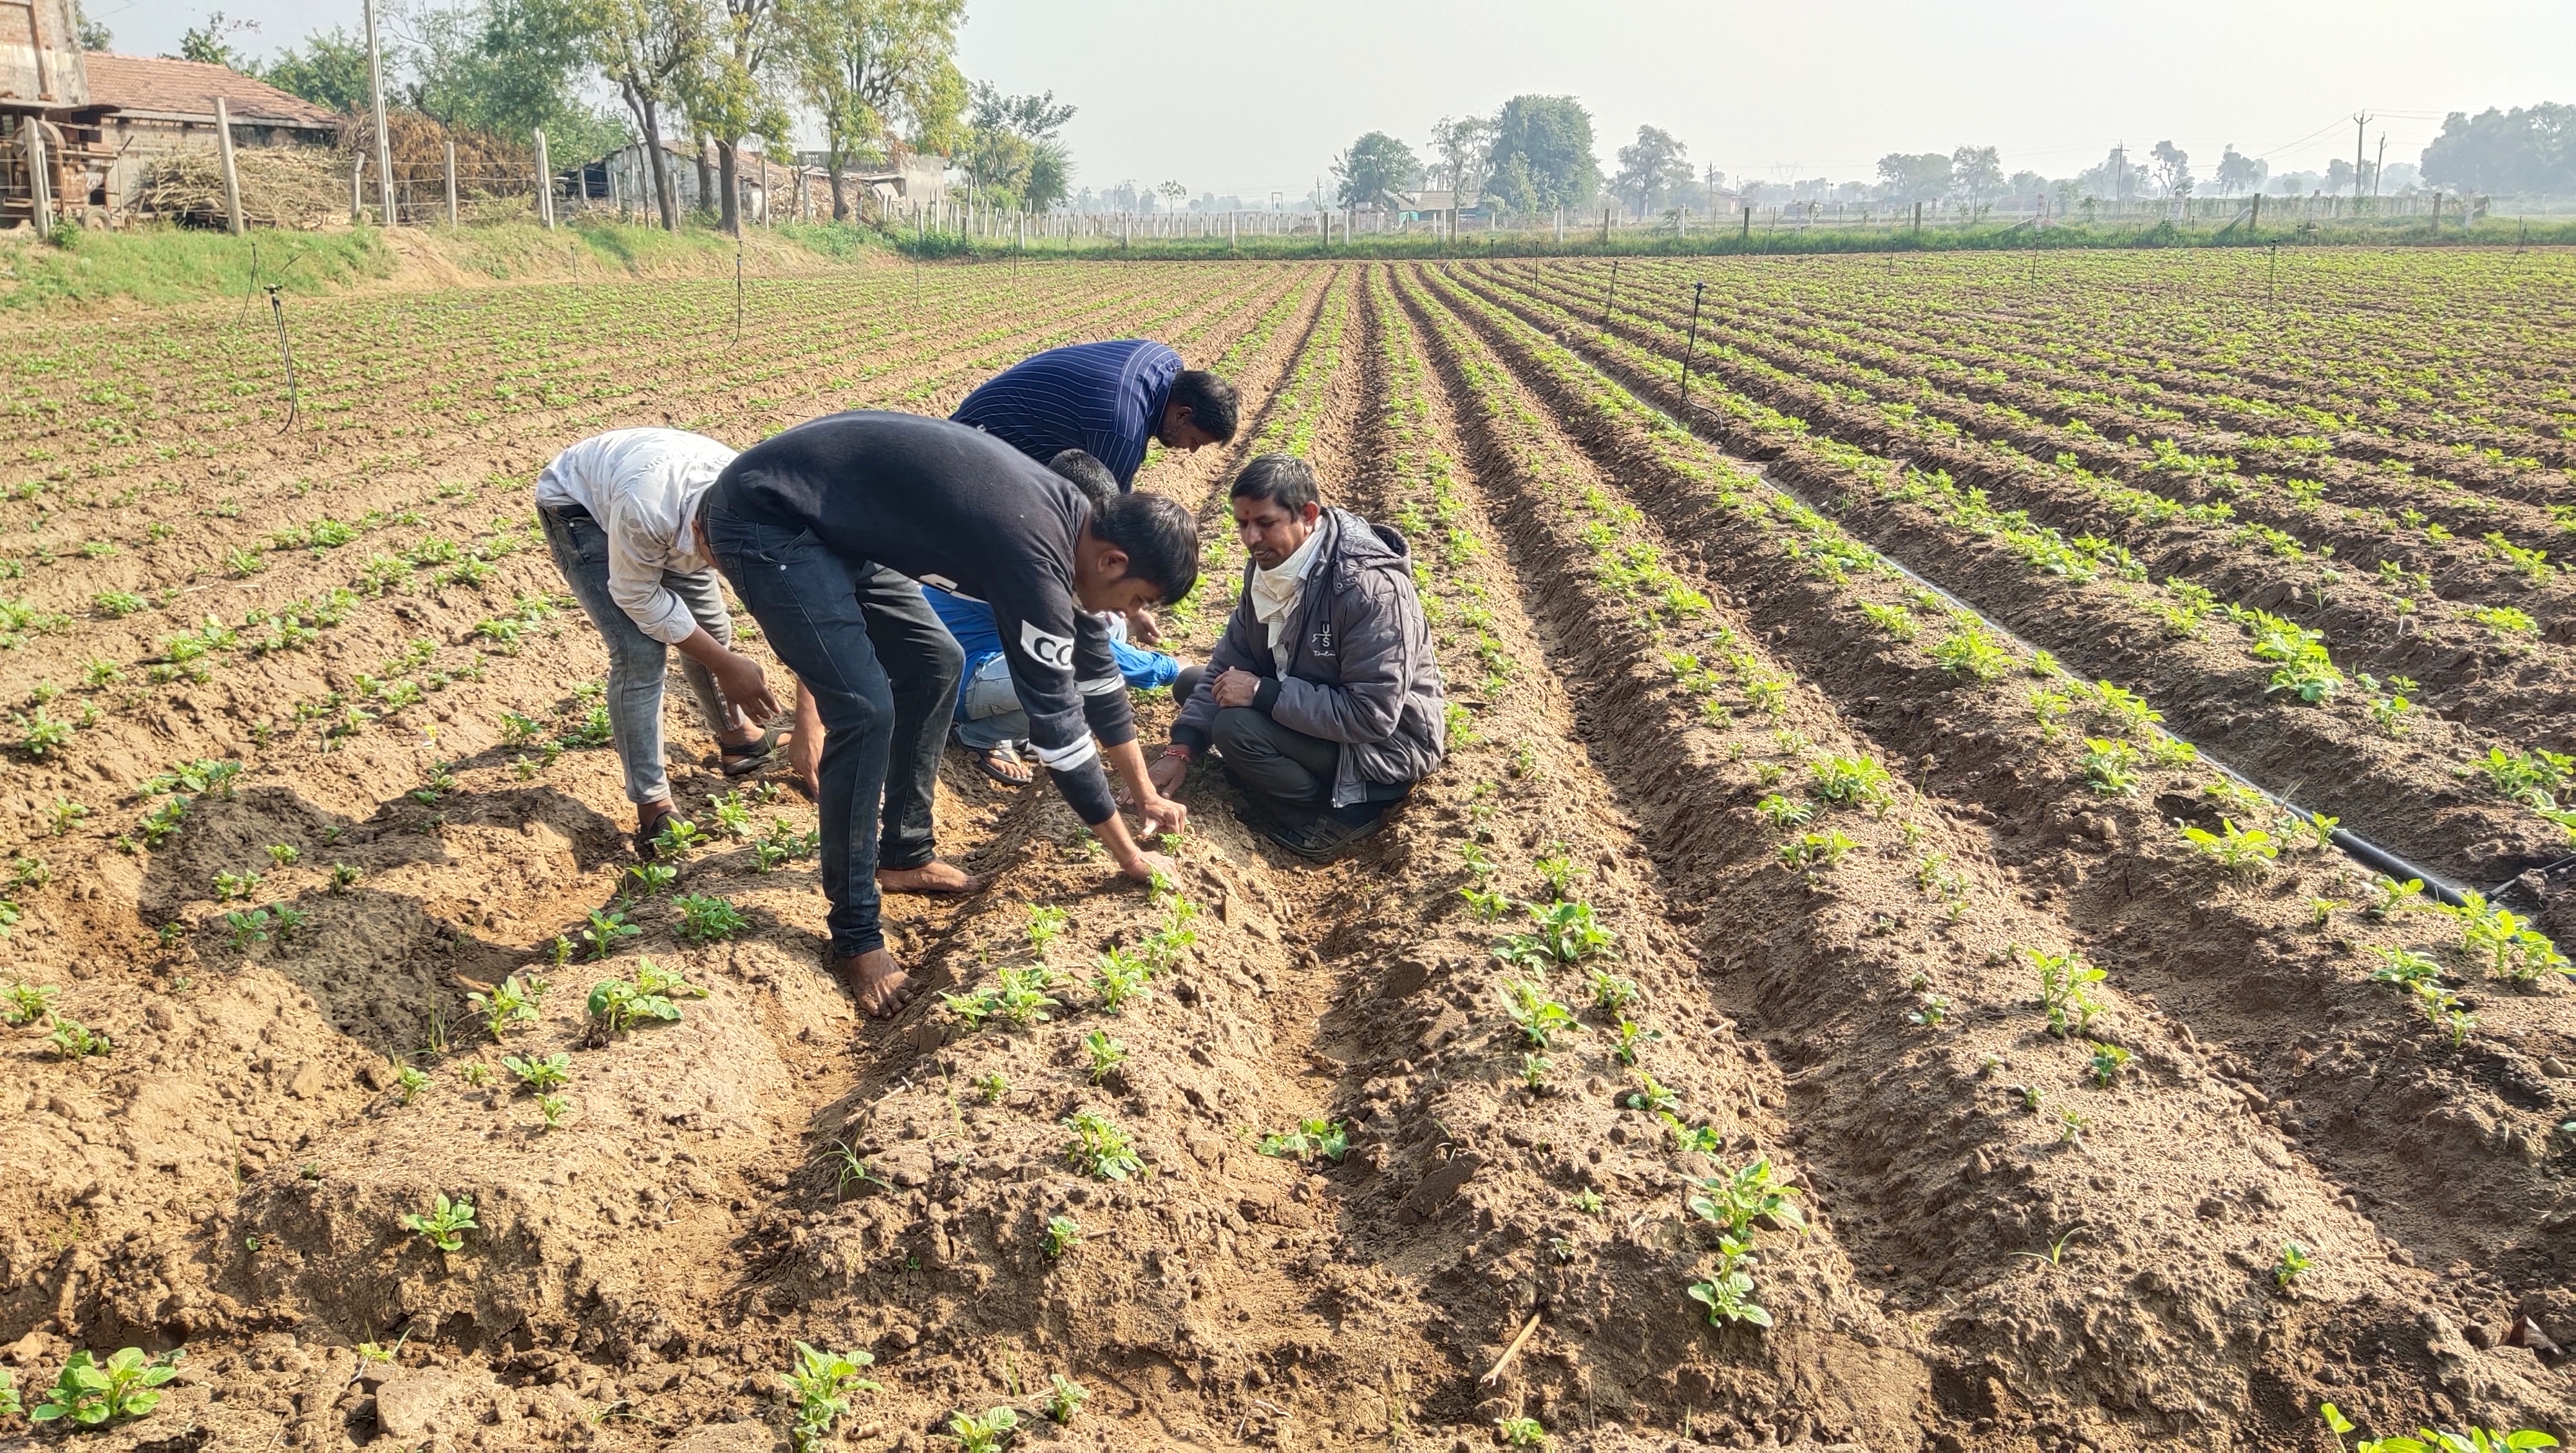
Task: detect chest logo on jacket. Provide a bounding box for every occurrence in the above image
[1310,617,1336,658]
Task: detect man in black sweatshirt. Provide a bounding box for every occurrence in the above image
[701,411,1198,1017]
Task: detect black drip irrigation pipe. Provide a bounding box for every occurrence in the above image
[1600,348,2485,906]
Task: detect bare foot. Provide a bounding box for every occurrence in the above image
[876,859,984,895]
[831,946,915,1018]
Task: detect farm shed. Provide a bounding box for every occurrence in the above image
[3,46,337,225]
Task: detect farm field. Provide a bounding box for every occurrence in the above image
[2,247,2575,1450]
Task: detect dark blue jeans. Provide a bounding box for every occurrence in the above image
[702,509,961,956]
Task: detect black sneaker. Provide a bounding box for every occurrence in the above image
[1264,810,1389,862]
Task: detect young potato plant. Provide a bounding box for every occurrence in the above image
[1778,829,1857,874]
[1809,755,1896,813]
[587,958,704,1038]
[1063,1110,1146,1180]
[995,965,1061,1027]
[502,1052,571,1091]
[948,1408,1019,1453]
[2086,1041,2132,1087]
[3,980,58,1025]
[399,1192,477,1253]
[1044,1374,1088,1425]
[1499,980,1578,1048]
[2026,946,2106,1037]
[1258,1117,1350,1164]
[29,1348,181,1428]
[466,975,543,1040]
[1083,1030,1126,1083]
[673,893,748,944]
[1496,1414,1549,1447]
[2275,1240,2313,1289]
[2321,1403,2561,1453]
[578,907,641,960]
[50,1019,110,1059]
[1497,900,1613,970]
[781,1342,880,1453]
[1089,947,1151,1013]
[2180,818,2277,878]
[1609,1018,1659,1066]
[1042,1213,1082,1259]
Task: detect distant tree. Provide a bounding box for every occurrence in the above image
[960,81,1074,209]
[1024,141,1070,211]
[1949,145,2002,204]
[2211,144,2266,196]
[1874,151,1949,204]
[2072,144,2137,202]
[2421,103,2576,194]
[403,0,627,158]
[970,82,1072,142]
[1428,113,1496,200]
[577,0,710,229]
[171,10,258,70]
[1483,95,1598,213]
[2005,168,2047,197]
[259,28,372,112]
[676,0,796,234]
[2148,140,2192,197]
[1156,179,1184,214]
[1331,131,1419,209]
[782,0,965,222]
[2324,158,2355,195]
[1611,125,1690,216]
[72,1,109,49]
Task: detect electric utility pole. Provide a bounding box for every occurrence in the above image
[2351,111,2372,204]
[2373,133,2387,198]
[363,0,397,225]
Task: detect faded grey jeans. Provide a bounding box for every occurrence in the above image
[542,506,734,806]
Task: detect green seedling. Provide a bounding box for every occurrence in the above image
[578,907,640,960]
[781,1342,881,1453]
[1458,840,1495,878]
[2026,945,2106,1036]
[1571,1189,1605,1215]
[536,1093,570,1130]
[1025,903,1069,954]
[399,1192,477,1252]
[1259,1117,1350,1164]
[211,868,261,902]
[330,862,361,892]
[1687,1246,1772,1329]
[1610,1018,1658,1066]
[265,842,301,868]
[48,797,88,835]
[1533,844,1577,899]
[941,985,1002,1028]
[502,1052,571,1091]
[396,1065,431,1103]
[2414,980,2476,1048]
[1624,1072,1680,1115]
[2087,1041,2132,1087]
[1043,1373,1088,1424]
[1090,947,1151,1013]
[1587,966,1640,1012]
[50,1019,109,1058]
[1506,899,1613,967]
[460,1062,492,1088]
[1687,1158,1808,1237]
[1496,1414,1549,1447]
[974,1073,1009,1104]
[652,818,707,856]
[2181,817,2277,878]
[817,1141,888,1199]
[1042,1214,1082,1259]
[1083,1030,1127,1083]
[1063,1110,1145,1180]
[587,958,703,1037]
[1459,883,1512,922]
[1520,1052,1553,1090]
[1908,994,1951,1028]
[1756,793,1817,828]
[3,980,58,1025]
[2371,876,2434,915]
[947,1407,1019,1453]
[466,975,541,1040]
[1810,754,1897,812]
[2371,947,2442,985]
[29,1347,181,1427]
[2056,1108,2090,1147]
[1662,1114,1726,1155]
[1499,979,1578,1049]
[995,964,1061,1027]
[674,893,748,943]
[2077,737,2141,795]
[708,792,756,839]
[625,862,678,896]
[1778,830,1856,872]
[2310,898,2344,929]
[2275,1240,2312,1289]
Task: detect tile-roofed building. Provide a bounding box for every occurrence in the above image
[6,50,339,226]
[76,53,338,131]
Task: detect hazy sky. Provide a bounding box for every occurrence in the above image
[105,0,2576,195]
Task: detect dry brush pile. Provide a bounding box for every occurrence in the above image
[0,249,2573,1451]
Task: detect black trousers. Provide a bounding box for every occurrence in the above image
[1179,667,1409,821]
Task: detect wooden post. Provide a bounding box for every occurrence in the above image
[362,0,397,225]
[214,97,245,234]
[1740,205,1750,242]
[534,128,554,229]
[350,153,365,223]
[24,120,53,234]
[2248,191,2260,238]
[1602,258,1618,329]
[1679,280,1705,415]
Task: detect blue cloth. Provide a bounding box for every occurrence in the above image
[925,585,1175,721]
[949,339,1182,489]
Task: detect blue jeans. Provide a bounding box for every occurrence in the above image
[701,508,961,957]
[542,508,733,806]
[953,654,1030,752]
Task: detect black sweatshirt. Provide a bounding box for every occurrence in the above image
[712,410,1132,824]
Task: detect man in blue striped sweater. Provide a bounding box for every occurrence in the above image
[929,341,1237,783]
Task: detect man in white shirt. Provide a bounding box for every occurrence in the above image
[536,428,784,856]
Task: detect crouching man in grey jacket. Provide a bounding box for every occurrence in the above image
[1148,454,1444,860]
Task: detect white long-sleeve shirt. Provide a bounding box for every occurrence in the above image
[535,428,737,645]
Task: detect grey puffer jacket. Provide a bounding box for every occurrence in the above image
[1171,508,1445,808]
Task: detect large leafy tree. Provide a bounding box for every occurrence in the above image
[2421,104,2576,195]
[1331,130,1418,209]
[2148,139,2192,198]
[259,28,373,112]
[1948,144,2002,204]
[677,0,793,234]
[2212,144,2267,196]
[1874,151,1950,204]
[402,0,629,160]
[578,0,708,229]
[1483,95,1596,214]
[170,10,260,69]
[1610,125,1689,216]
[960,81,1073,210]
[1426,113,1493,199]
[781,0,964,221]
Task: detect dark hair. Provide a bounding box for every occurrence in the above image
[1092,491,1200,605]
[1046,448,1120,508]
[1169,369,1239,442]
[1228,452,1320,514]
